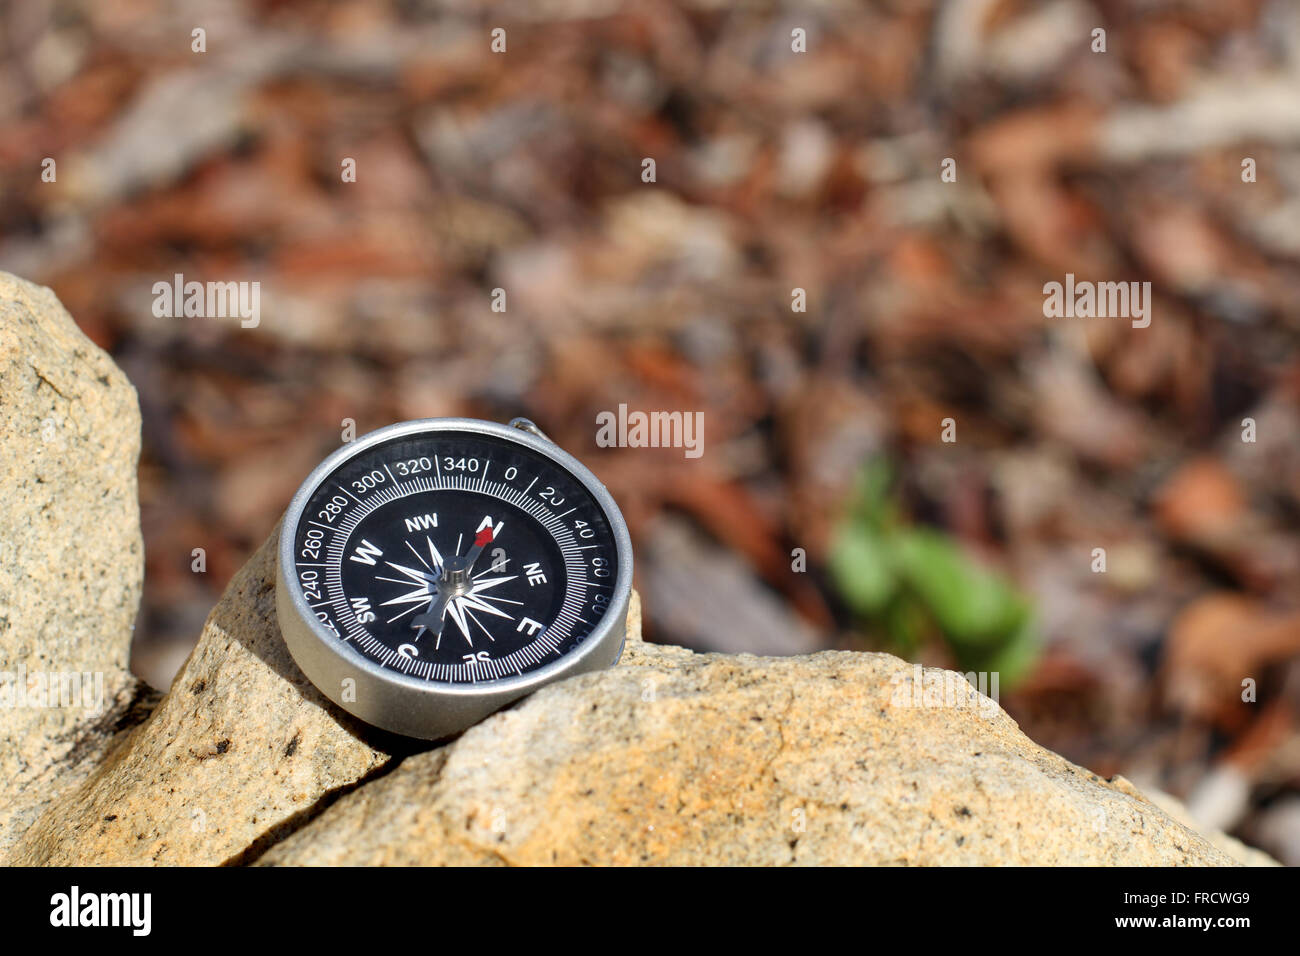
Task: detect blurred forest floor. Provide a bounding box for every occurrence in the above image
[2,0,1299,861]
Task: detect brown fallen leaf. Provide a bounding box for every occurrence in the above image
[1154,457,1246,542]
[1163,592,1300,724]
[1153,457,1297,590]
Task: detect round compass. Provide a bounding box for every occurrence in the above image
[275,418,633,739]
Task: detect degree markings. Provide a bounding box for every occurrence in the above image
[297,457,614,683]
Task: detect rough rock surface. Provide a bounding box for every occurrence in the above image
[0,272,154,855]
[1141,786,1279,868]
[8,526,396,866]
[257,626,1237,866]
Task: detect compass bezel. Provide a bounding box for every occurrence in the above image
[275,417,633,739]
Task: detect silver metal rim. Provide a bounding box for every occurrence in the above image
[275,417,633,739]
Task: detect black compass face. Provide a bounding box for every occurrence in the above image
[288,430,620,685]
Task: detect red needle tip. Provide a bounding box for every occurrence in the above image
[474,527,494,547]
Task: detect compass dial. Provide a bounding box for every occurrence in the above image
[287,428,621,686]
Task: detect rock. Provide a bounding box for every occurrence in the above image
[8,526,396,866]
[0,272,155,856]
[258,627,1238,866]
[1138,784,1279,868]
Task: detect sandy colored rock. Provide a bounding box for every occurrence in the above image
[259,630,1238,866]
[8,527,394,865]
[1137,784,1279,867]
[0,272,154,855]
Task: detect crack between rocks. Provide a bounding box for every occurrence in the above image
[220,752,411,866]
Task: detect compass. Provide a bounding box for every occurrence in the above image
[275,417,633,739]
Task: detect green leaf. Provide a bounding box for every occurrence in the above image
[828,524,897,617]
[890,528,1028,647]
